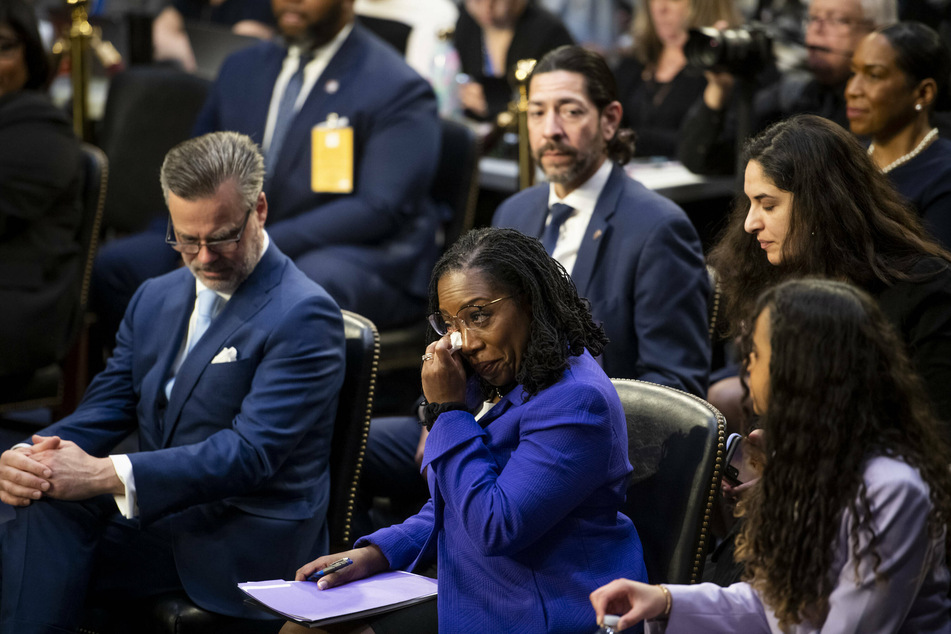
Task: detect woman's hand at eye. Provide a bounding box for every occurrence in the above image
[421,334,467,404]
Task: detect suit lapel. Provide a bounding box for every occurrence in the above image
[162,247,285,446]
[274,26,365,183]
[509,186,549,238]
[148,276,193,443]
[247,44,287,141]
[571,164,623,296]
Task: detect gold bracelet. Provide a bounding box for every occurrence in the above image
[658,584,672,620]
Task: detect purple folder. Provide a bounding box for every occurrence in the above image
[239,571,438,626]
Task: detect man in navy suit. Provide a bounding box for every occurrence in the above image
[0,132,345,629]
[494,45,710,395]
[93,0,442,334]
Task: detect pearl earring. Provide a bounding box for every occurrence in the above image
[916,104,923,111]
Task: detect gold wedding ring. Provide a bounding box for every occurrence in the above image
[421,353,434,362]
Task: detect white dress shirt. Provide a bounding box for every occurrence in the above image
[545,158,613,275]
[262,23,354,153]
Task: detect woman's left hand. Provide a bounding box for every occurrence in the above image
[421,334,467,404]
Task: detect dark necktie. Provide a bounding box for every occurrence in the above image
[541,203,574,254]
[266,50,313,182]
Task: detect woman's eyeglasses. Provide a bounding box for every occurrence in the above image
[427,296,511,336]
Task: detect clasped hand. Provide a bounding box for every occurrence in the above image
[0,434,121,506]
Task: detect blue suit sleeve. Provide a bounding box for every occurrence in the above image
[357,499,436,570]
[37,282,151,452]
[267,78,440,255]
[419,380,621,557]
[632,213,710,396]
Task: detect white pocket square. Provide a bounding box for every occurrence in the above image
[211,347,238,364]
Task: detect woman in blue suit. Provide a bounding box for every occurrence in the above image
[288,227,647,633]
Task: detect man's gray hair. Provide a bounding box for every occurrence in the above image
[160,131,264,211]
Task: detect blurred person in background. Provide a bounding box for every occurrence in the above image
[846,21,951,249]
[454,0,573,120]
[678,0,896,174]
[0,0,82,398]
[152,0,276,72]
[614,0,740,158]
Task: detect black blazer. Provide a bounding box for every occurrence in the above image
[454,2,573,119]
[0,91,82,377]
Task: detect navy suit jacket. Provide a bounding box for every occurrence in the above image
[193,24,442,304]
[40,244,345,616]
[493,163,710,396]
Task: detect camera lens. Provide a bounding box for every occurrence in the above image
[685,27,724,69]
[684,24,773,77]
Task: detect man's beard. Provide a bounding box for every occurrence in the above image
[189,226,263,294]
[535,140,602,186]
[286,1,344,48]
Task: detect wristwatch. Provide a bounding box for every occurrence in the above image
[421,400,469,430]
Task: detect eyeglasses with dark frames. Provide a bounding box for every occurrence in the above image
[802,13,871,32]
[427,296,512,336]
[166,207,253,254]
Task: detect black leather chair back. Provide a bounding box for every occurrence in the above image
[0,143,106,414]
[329,311,380,552]
[374,119,478,414]
[76,144,108,328]
[432,118,479,248]
[612,379,725,585]
[98,67,209,235]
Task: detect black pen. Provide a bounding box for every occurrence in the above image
[306,557,353,582]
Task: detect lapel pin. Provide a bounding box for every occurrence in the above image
[325,79,339,94]
[592,229,603,241]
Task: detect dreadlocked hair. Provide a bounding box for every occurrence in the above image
[429,227,608,400]
[734,279,951,628]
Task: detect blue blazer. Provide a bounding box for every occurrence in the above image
[361,352,648,633]
[493,163,710,396]
[40,244,346,617]
[193,24,443,303]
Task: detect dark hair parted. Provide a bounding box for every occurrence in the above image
[877,21,951,112]
[531,45,635,164]
[734,278,951,627]
[0,0,51,90]
[429,227,608,400]
[709,114,951,338]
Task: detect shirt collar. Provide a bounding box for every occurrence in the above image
[287,22,353,65]
[547,158,613,212]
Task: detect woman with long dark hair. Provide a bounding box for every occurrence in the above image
[591,278,951,632]
[707,113,951,434]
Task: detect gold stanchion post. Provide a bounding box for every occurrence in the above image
[66,0,93,140]
[514,58,536,191]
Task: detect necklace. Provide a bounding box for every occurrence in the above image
[868,127,939,174]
